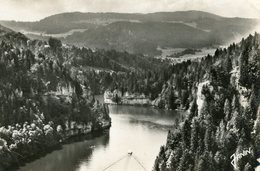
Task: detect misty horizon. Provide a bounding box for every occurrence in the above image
[0,0,260,21]
[0,1,259,171]
[1,10,260,23]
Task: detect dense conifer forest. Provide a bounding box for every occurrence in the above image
[0,23,259,171]
[0,26,112,169]
[0,24,169,170]
[153,33,260,171]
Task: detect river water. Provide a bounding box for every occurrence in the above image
[16,105,183,171]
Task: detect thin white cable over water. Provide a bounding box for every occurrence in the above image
[101,154,147,171]
[101,154,128,171]
[132,154,147,171]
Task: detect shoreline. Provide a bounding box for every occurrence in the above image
[104,101,187,112]
[1,122,111,171]
[5,103,184,171]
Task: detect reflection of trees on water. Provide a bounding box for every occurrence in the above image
[128,119,175,131]
[102,131,110,147]
[109,105,184,130]
[91,130,110,149]
[108,105,184,119]
[16,132,110,171]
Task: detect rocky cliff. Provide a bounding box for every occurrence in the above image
[153,33,260,171]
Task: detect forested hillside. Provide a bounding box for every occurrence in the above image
[153,33,260,170]
[1,11,257,55]
[0,22,259,171]
[0,26,112,170]
[0,24,172,169]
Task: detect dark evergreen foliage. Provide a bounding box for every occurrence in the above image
[153,33,260,171]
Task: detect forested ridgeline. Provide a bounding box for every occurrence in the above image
[153,33,260,171]
[1,23,259,171]
[0,26,112,170]
[26,37,167,96]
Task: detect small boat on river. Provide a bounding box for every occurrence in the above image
[128,151,133,156]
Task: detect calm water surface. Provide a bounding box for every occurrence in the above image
[16,105,183,171]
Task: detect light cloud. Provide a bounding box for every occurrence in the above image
[0,0,260,21]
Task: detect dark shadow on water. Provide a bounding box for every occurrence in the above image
[109,105,183,118]
[9,130,110,171]
[128,119,175,130]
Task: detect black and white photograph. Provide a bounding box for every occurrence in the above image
[0,0,259,171]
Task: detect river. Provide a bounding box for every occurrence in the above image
[15,105,183,171]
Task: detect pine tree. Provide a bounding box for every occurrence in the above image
[197,152,213,171]
[244,163,253,171]
[168,87,177,110]
[190,118,199,152]
[231,95,240,112]
[214,150,227,171]
[48,37,62,52]
[189,98,198,119]
[224,99,231,122]
[215,120,225,147]
[177,150,193,171]
[225,56,233,73]
[253,106,260,148]
[182,120,191,149]
[239,45,251,88]
[204,128,212,151]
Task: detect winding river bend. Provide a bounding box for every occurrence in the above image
[15,104,183,171]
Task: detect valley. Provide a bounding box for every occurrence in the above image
[0,9,259,171]
[1,11,258,56]
[155,47,217,63]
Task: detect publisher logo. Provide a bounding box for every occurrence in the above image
[230,148,253,170]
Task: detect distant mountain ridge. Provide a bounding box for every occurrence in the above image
[39,10,223,24]
[0,11,231,34]
[0,11,258,55]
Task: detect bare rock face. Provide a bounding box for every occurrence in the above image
[153,33,260,171]
[0,25,111,170]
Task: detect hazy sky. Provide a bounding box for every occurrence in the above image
[1,0,260,21]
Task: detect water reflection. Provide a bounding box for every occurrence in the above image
[16,105,182,171]
[16,133,110,171]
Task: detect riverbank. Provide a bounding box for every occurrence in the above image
[104,90,151,106]
[0,120,111,171]
[0,102,111,171]
[104,100,151,106]
[103,89,186,110]
[104,95,186,111]
[14,105,183,171]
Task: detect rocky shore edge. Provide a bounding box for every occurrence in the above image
[0,111,111,171]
